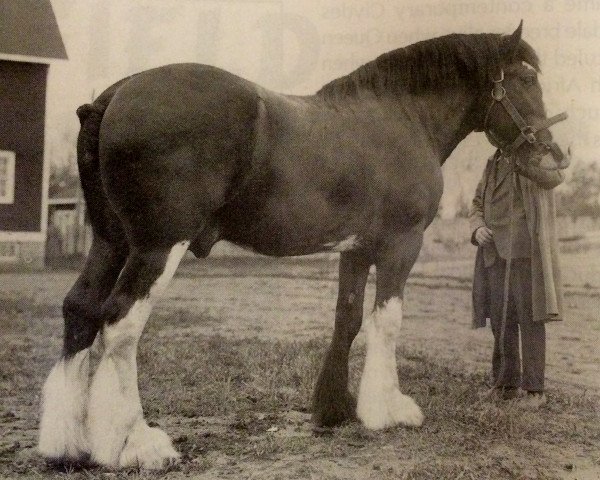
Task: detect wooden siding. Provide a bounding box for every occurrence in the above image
[0,60,47,232]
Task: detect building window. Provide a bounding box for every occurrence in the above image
[0,150,16,204]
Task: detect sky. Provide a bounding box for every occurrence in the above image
[46,0,600,216]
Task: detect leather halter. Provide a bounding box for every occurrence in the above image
[483,69,569,168]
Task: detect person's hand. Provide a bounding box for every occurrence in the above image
[475,226,493,246]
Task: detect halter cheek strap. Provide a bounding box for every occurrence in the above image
[483,69,569,168]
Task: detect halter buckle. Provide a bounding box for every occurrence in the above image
[491,84,506,101]
[521,126,537,143]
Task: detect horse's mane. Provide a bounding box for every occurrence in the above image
[316,33,540,98]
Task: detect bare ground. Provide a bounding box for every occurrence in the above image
[0,250,599,479]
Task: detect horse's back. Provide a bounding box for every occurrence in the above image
[97,64,262,247]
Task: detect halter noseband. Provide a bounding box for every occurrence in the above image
[483,69,569,168]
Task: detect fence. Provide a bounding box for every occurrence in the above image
[46,197,92,263]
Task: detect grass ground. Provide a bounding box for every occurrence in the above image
[0,251,599,479]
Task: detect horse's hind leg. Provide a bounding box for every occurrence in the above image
[87,241,189,469]
[356,230,425,429]
[312,251,371,427]
[39,237,127,462]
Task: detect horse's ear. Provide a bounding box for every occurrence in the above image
[500,20,523,62]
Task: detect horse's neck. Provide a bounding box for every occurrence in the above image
[318,86,479,163]
[392,87,479,163]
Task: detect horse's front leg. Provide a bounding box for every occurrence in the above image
[312,251,371,427]
[356,229,425,429]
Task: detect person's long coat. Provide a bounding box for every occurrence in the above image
[470,152,565,328]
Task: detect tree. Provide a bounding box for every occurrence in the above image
[556,161,600,220]
[49,163,80,199]
[454,187,471,218]
[48,127,79,198]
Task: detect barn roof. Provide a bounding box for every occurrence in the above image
[0,0,67,61]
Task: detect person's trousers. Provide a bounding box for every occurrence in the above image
[486,257,546,392]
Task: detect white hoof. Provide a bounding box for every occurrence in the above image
[389,391,425,427]
[38,352,90,461]
[119,420,180,470]
[358,389,424,430]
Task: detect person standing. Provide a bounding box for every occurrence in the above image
[470,149,564,407]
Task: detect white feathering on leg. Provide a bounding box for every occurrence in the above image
[87,341,145,466]
[357,297,424,429]
[39,349,91,460]
[119,419,179,468]
[87,241,188,468]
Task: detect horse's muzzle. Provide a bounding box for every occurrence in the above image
[535,142,571,170]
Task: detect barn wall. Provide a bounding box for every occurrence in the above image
[0,60,48,232]
[0,239,44,269]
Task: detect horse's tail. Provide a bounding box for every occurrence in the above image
[76,102,123,245]
[53,87,133,358]
[76,89,127,249]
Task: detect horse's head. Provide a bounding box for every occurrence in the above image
[481,21,570,170]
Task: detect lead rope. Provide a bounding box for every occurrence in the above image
[496,160,516,389]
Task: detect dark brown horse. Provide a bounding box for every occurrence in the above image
[39,23,568,469]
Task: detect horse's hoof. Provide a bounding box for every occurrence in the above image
[312,391,356,428]
[43,453,91,471]
[118,421,180,470]
[391,392,424,427]
[357,390,424,430]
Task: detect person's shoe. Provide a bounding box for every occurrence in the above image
[481,386,520,401]
[500,387,521,400]
[518,391,546,409]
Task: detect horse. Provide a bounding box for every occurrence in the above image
[38,22,568,469]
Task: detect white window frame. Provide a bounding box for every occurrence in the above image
[0,150,16,204]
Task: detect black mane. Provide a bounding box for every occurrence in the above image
[317,33,540,98]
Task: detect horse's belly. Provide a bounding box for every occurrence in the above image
[218,195,371,257]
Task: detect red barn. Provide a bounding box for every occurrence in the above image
[0,0,67,268]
